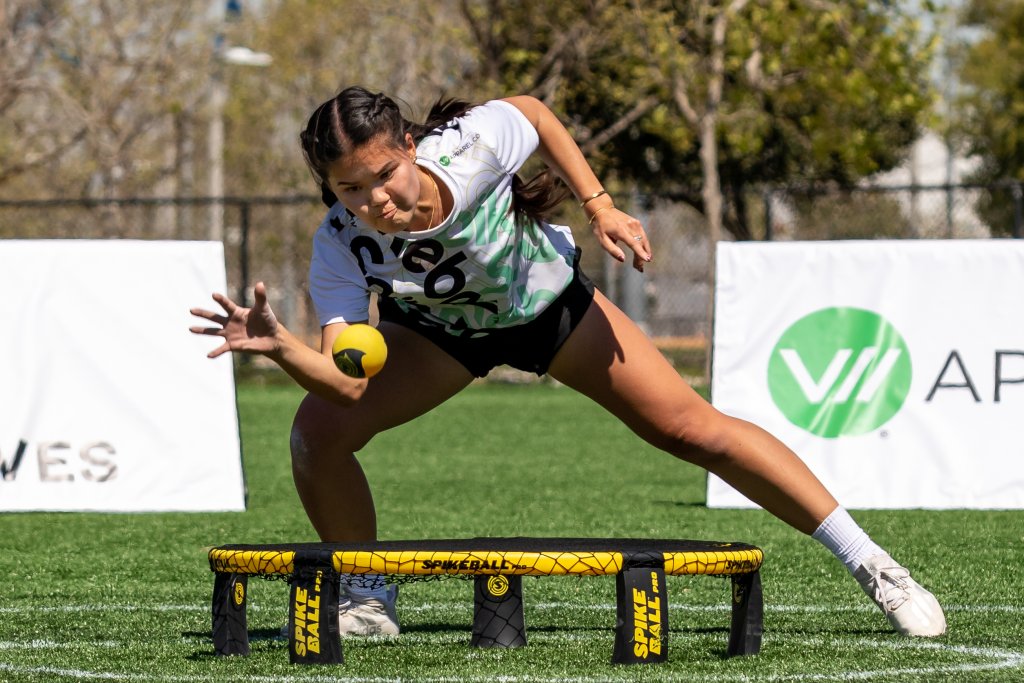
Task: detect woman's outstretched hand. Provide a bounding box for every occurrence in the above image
[590,207,653,272]
[190,281,281,358]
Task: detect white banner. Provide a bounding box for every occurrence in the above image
[0,240,245,511]
[709,240,1024,509]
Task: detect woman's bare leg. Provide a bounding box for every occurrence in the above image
[290,322,473,542]
[548,290,946,637]
[547,290,837,534]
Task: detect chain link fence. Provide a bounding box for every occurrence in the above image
[762,182,1023,240]
[2,182,1019,382]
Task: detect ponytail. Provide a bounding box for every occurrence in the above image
[511,171,571,228]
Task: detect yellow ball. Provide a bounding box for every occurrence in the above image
[331,324,387,378]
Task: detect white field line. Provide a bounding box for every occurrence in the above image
[0,602,1019,615]
[0,603,1023,681]
[0,664,382,683]
[0,640,119,650]
[0,637,1022,683]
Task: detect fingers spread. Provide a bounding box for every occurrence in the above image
[190,307,228,325]
[212,292,237,315]
[207,341,230,359]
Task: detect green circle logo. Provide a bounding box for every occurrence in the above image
[439,155,451,166]
[767,307,912,438]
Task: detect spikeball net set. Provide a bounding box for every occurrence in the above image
[208,537,763,666]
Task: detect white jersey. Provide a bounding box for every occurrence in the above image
[309,99,576,337]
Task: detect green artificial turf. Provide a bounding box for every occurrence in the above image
[0,380,1021,681]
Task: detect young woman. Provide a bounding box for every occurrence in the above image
[190,86,946,638]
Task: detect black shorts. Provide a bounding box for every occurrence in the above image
[378,252,595,378]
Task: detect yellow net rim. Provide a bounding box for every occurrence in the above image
[209,547,762,578]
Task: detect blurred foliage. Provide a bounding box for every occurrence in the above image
[0,0,963,245]
[0,0,211,200]
[787,190,913,240]
[226,0,475,198]
[952,0,1024,236]
[456,0,936,240]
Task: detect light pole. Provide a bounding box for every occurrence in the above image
[208,2,272,243]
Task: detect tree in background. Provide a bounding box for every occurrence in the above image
[458,0,935,241]
[1,0,936,237]
[227,0,476,199]
[952,0,1024,236]
[0,1,67,188]
[0,0,210,206]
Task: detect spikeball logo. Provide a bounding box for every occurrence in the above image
[487,575,510,597]
[767,307,912,438]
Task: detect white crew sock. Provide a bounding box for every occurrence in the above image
[340,574,389,601]
[811,506,886,573]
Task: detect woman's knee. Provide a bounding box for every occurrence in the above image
[289,393,374,471]
[648,409,737,470]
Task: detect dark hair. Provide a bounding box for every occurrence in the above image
[300,86,569,225]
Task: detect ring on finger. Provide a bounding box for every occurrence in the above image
[632,235,643,241]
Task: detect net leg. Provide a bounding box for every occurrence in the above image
[471,575,527,648]
[612,565,668,664]
[287,565,343,664]
[212,572,249,656]
[727,570,763,656]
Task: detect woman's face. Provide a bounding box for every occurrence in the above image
[326,133,423,233]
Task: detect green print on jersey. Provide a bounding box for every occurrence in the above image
[515,285,559,318]
[422,188,568,331]
[453,194,513,248]
[515,223,563,265]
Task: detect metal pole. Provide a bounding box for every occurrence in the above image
[237,200,251,367]
[239,201,251,306]
[208,64,226,243]
[1012,182,1023,239]
[620,191,648,333]
[207,1,271,244]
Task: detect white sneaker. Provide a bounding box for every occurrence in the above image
[853,554,946,637]
[338,584,400,637]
